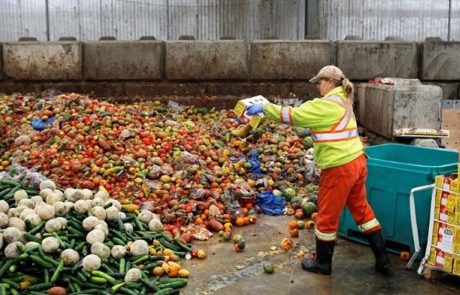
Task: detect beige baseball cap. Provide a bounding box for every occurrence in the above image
[309,65,345,83]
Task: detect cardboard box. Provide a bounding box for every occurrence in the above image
[454,226,460,255]
[446,194,460,213]
[433,248,453,272]
[435,175,445,189]
[452,178,459,193]
[435,189,442,206]
[436,222,452,252]
[436,222,460,255]
[443,252,454,273]
[435,175,460,193]
[453,255,460,276]
[440,191,449,207]
[434,205,440,220]
[434,190,449,209]
[448,211,460,226]
[455,243,460,255]
[439,206,449,223]
[427,246,436,266]
[432,221,439,244]
[234,95,269,129]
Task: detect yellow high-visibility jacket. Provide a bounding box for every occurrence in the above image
[263,86,363,169]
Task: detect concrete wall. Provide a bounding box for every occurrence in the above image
[250,40,334,80]
[0,39,459,99]
[337,41,418,80]
[165,41,248,80]
[3,41,81,80]
[421,40,460,81]
[83,41,164,80]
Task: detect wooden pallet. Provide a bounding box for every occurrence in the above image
[420,263,456,281]
[442,108,460,150]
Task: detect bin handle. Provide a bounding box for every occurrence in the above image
[406,184,435,269]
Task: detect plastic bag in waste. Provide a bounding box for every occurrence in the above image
[167,101,186,113]
[231,178,256,200]
[228,200,243,219]
[0,172,14,181]
[8,160,48,188]
[31,116,55,131]
[246,149,264,174]
[301,158,320,184]
[256,191,286,216]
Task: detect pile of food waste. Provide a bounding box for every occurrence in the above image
[0,92,320,237]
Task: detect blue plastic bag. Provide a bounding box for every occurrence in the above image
[31,116,55,131]
[256,191,286,215]
[247,149,264,174]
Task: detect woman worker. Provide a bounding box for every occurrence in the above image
[245,65,392,275]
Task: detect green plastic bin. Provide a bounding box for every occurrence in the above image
[338,144,458,256]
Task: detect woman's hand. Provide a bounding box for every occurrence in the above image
[245,104,264,115]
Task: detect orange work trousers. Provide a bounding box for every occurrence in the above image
[315,154,381,241]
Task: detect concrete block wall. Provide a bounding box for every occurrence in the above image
[2,41,82,80]
[165,41,248,80]
[0,38,459,99]
[249,40,334,80]
[421,40,460,81]
[336,40,418,80]
[83,41,164,80]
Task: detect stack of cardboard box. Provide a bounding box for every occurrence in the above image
[427,175,460,275]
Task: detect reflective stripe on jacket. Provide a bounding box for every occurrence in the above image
[310,94,359,143]
[263,86,363,169]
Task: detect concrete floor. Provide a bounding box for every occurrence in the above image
[181,215,460,295]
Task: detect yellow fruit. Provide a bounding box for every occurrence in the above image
[162,262,170,270]
[231,125,251,138]
[152,266,164,276]
[148,247,156,255]
[197,249,207,259]
[160,175,171,183]
[178,269,190,278]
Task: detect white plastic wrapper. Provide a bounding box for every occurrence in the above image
[6,160,49,188]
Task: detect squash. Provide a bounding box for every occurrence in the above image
[263,263,275,274]
[301,201,317,218]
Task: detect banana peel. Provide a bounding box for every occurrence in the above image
[231,124,252,138]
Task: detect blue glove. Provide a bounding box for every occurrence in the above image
[245,103,264,116]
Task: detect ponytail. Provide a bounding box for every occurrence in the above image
[342,78,354,104]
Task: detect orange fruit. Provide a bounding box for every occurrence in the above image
[288,220,298,229]
[289,228,299,238]
[235,217,245,226]
[400,251,411,261]
[224,222,233,231]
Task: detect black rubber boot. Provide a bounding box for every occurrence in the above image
[367,230,392,274]
[301,238,334,275]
